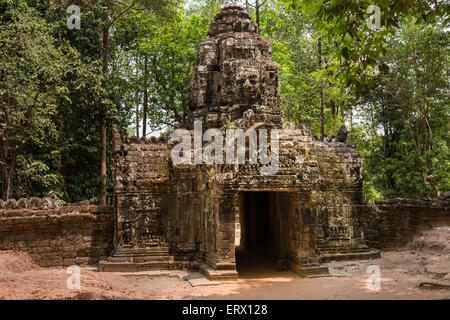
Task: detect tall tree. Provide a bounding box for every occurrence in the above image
[281,0,449,91]
[97,0,178,204]
[353,20,449,200]
[0,3,71,199]
[317,36,324,139]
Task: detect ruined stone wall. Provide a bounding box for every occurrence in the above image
[113,137,175,250]
[278,124,367,261]
[111,124,367,272]
[0,203,113,267]
[361,198,450,249]
[113,137,208,264]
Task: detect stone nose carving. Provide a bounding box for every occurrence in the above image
[243,78,252,90]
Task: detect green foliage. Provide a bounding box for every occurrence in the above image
[1,1,111,202]
[1,0,448,204]
[138,9,208,127]
[112,2,211,134]
[16,157,62,199]
[0,1,70,199]
[280,0,449,91]
[259,0,347,137]
[351,20,449,199]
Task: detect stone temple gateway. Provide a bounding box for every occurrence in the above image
[99,5,380,280]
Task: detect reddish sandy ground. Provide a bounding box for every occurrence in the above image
[0,228,448,300]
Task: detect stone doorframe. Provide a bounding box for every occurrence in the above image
[200,186,321,280]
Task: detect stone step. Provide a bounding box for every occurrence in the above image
[98,260,191,272]
[111,251,170,257]
[114,247,170,255]
[300,264,330,277]
[107,255,172,263]
[319,250,381,263]
[199,264,238,281]
[318,246,371,253]
[109,247,171,262]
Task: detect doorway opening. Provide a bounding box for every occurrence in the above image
[235,191,292,276]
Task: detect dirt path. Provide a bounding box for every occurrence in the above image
[0,228,448,300]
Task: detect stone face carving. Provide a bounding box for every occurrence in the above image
[233,66,261,104]
[188,5,280,129]
[104,5,378,278]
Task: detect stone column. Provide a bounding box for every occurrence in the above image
[214,191,237,270]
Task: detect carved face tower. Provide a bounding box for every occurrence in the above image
[188,5,281,129]
[103,6,374,278]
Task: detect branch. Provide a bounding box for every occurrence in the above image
[250,0,268,7]
[260,12,283,33]
[109,0,139,27]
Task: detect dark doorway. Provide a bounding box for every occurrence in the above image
[240,192,270,251]
[236,191,290,276]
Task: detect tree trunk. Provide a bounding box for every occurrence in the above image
[2,164,12,200]
[135,53,140,138]
[318,37,324,139]
[5,174,11,200]
[135,105,139,137]
[100,119,107,205]
[255,0,260,27]
[143,55,148,137]
[350,104,353,131]
[100,8,110,206]
[245,0,250,12]
[57,113,68,202]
